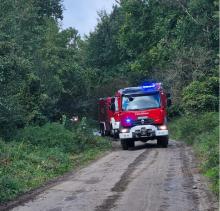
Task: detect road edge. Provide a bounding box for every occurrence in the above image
[0,150,112,211]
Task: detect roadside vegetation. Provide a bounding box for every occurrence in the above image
[0,119,111,203]
[0,0,218,203]
[169,112,219,196]
[169,76,219,196]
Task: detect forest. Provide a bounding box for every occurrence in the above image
[0,0,219,202]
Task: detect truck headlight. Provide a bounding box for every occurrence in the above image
[121,128,130,133]
[158,125,167,130]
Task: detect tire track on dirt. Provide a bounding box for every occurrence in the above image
[95,148,158,211]
[158,142,200,211]
[180,145,199,211]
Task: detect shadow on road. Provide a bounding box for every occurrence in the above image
[111,139,174,151]
[130,142,160,151]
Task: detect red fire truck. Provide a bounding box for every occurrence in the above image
[98,97,119,137]
[98,82,171,150]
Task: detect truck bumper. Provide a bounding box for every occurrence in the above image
[119,125,168,139]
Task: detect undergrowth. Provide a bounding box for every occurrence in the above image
[0,118,111,203]
[169,112,219,196]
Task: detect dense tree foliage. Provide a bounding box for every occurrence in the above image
[84,0,218,114]
[0,0,218,139]
[0,0,86,138]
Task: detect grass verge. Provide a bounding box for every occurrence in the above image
[0,119,111,203]
[169,112,219,196]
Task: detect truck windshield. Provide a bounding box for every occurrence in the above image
[122,93,160,111]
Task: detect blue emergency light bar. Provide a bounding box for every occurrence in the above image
[142,84,156,89]
[141,82,161,91]
[121,82,162,95]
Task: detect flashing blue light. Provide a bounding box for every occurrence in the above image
[126,118,132,123]
[141,82,158,91]
[142,84,156,89]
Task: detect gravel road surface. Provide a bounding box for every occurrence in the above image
[11,140,218,211]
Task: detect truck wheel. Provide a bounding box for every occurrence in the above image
[113,130,119,139]
[100,124,105,137]
[128,139,135,148]
[121,139,129,150]
[157,136,169,148]
[110,125,114,137]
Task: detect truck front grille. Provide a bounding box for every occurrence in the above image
[133,118,155,126]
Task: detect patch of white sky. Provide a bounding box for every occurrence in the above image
[62,0,116,37]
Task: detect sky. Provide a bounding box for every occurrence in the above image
[62,0,116,37]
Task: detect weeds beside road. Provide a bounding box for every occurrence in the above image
[0,119,111,203]
[169,112,219,196]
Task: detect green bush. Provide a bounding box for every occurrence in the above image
[0,140,71,202]
[182,77,219,114]
[16,123,75,152]
[0,119,111,203]
[195,126,219,194]
[72,117,110,152]
[169,112,219,195]
[167,104,184,119]
[169,112,218,144]
[16,118,110,153]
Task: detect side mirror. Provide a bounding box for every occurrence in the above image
[167,99,172,107]
[110,103,115,112]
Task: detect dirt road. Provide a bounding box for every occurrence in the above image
[11,140,218,211]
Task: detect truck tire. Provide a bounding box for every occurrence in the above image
[121,139,129,150]
[157,136,169,148]
[121,139,134,150]
[100,124,105,137]
[110,125,115,137]
[128,139,135,148]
